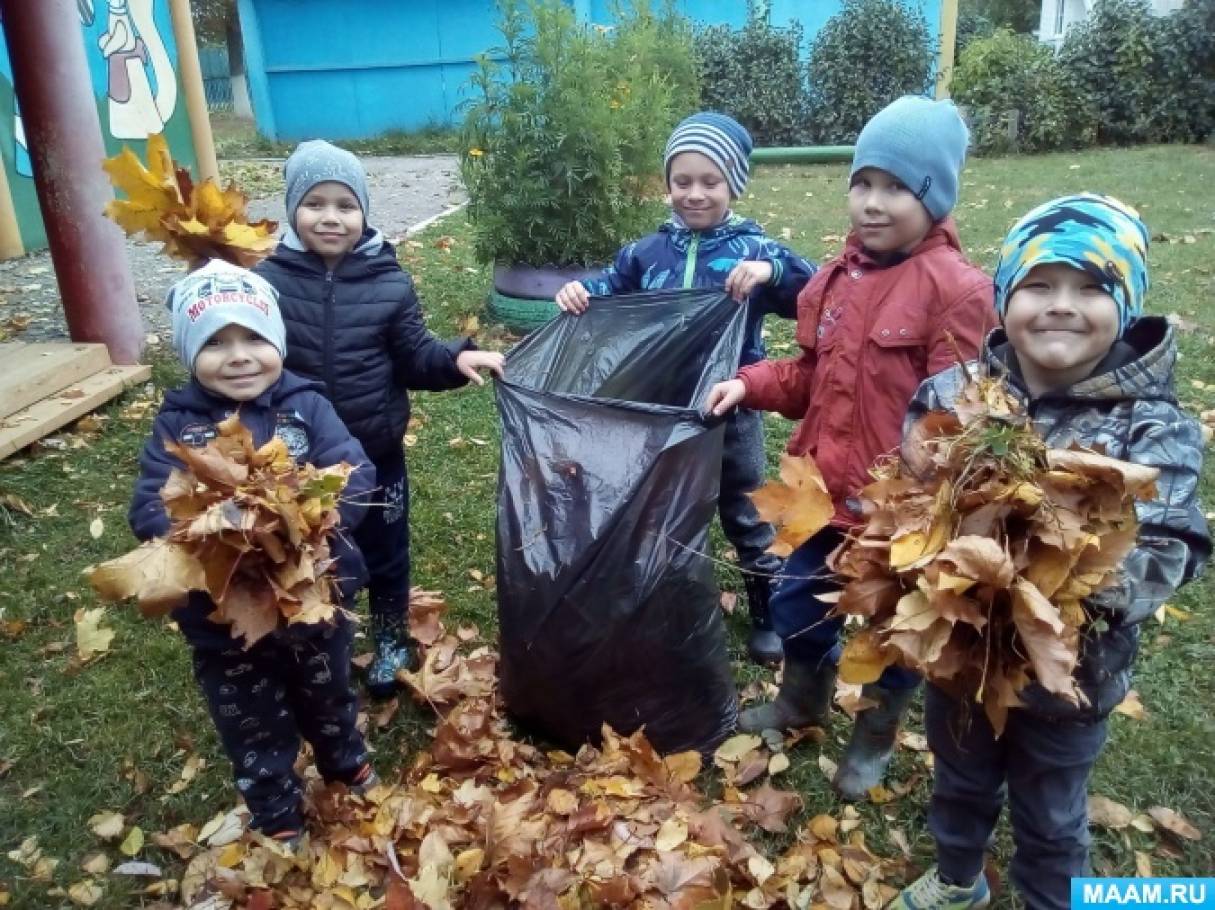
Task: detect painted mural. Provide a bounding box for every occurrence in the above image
[0,0,197,252]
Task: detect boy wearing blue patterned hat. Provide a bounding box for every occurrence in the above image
[555,112,817,666]
[892,194,1210,910]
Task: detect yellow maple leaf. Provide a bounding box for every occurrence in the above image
[749,453,834,557]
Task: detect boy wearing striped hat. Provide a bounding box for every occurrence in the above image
[891,194,1209,910]
[556,112,816,667]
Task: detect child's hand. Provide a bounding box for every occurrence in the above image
[724,260,773,303]
[555,281,591,314]
[457,350,505,386]
[705,379,747,417]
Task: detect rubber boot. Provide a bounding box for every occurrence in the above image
[366,611,415,700]
[832,683,916,800]
[742,571,783,667]
[738,659,836,733]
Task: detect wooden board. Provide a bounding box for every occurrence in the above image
[0,364,151,460]
[0,342,113,420]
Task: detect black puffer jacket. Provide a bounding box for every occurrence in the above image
[908,317,1210,721]
[254,235,473,459]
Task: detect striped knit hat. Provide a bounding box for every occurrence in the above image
[663,112,753,199]
[994,193,1150,338]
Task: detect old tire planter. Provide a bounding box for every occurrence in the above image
[487,262,602,335]
[487,289,561,334]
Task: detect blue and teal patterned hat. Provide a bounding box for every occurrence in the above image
[993,193,1150,337]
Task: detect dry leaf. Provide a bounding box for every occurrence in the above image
[1148,806,1202,840]
[88,811,125,841]
[1088,795,1133,829]
[89,518,105,539]
[74,608,114,662]
[749,454,834,557]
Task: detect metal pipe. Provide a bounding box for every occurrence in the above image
[749,146,854,165]
[169,0,220,182]
[1,0,143,363]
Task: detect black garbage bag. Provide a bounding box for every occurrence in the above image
[495,288,745,755]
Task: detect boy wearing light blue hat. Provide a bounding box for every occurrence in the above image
[555,111,817,667]
[892,194,1209,910]
[706,95,992,802]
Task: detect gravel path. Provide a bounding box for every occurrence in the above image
[0,155,465,346]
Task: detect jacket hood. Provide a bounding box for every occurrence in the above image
[984,315,1177,405]
[164,369,325,417]
[269,228,397,275]
[843,216,964,265]
[658,213,766,252]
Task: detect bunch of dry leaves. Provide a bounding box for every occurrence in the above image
[103,134,278,268]
[826,374,1159,734]
[141,591,903,910]
[87,414,355,647]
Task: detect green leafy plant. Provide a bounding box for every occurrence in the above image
[1058,0,1214,145]
[952,29,1097,154]
[696,2,809,145]
[459,0,698,267]
[805,0,934,144]
[955,8,997,54]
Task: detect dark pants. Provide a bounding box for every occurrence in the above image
[771,526,920,688]
[354,445,410,622]
[926,684,1107,910]
[190,617,367,835]
[720,407,781,574]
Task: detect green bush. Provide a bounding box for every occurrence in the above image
[1058,0,1214,145]
[459,0,697,267]
[952,29,1096,154]
[955,9,996,54]
[696,3,809,145]
[806,0,934,143]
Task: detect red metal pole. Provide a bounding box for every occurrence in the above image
[1,0,143,364]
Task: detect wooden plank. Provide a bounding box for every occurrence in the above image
[0,342,113,420]
[0,364,151,460]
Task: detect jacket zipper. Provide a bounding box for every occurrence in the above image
[682,233,700,288]
[323,270,336,396]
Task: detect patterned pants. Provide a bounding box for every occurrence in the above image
[354,445,410,623]
[189,617,368,835]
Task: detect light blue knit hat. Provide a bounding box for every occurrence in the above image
[664,112,753,198]
[850,96,970,221]
[993,193,1150,338]
[283,139,370,227]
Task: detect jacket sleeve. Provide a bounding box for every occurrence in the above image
[926,272,996,375]
[737,279,819,417]
[303,393,376,533]
[580,242,642,296]
[1089,403,1211,626]
[752,238,817,319]
[388,273,474,391]
[128,411,183,542]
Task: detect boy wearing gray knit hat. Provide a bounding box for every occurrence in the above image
[706,94,992,803]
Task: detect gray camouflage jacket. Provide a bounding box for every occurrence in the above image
[906,316,1210,721]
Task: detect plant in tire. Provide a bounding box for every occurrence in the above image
[458,0,698,268]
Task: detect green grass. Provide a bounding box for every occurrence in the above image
[210,111,460,161]
[2,145,1213,907]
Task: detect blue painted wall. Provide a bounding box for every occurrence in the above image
[240,0,942,141]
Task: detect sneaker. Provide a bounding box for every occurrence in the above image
[366,632,414,699]
[889,867,990,910]
[349,764,381,797]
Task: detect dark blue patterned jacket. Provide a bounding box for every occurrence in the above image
[580,214,816,367]
[907,317,1210,720]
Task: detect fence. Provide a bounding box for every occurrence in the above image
[199,44,232,112]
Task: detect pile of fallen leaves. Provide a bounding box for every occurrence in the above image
[144,591,902,910]
[87,414,354,647]
[103,133,278,268]
[828,373,1159,734]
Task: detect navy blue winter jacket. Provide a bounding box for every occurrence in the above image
[128,371,375,645]
[253,233,474,459]
[580,214,817,367]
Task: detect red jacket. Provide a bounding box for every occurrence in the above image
[739,219,994,526]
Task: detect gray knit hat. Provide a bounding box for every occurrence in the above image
[850,96,970,221]
[283,139,370,227]
[167,260,286,371]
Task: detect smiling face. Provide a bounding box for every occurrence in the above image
[193,323,283,401]
[1003,262,1120,397]
[294,181,365,267]
[847,167,933,258]
[667,151,732,231]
